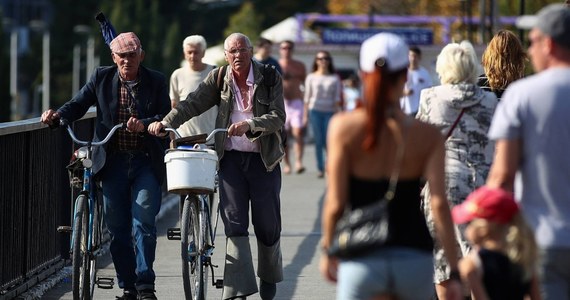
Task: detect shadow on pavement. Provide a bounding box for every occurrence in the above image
[279,192,325,299]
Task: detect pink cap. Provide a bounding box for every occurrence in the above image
[452,186,520,224]
[110,32,141,54]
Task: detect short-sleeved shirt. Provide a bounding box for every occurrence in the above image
[400,66,432,114]
[169,64,216,136]
[488,67,570,249]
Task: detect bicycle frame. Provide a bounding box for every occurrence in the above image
[62,121,125,298]
[66,122,124,255]
[165,127,227,299]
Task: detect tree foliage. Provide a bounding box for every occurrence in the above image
[223,1,263,40]
[328,0,561,17]
[0,8,9,121]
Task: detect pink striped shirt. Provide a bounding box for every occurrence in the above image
[224,65,260,153]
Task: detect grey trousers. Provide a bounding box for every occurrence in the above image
[218,151,283,299]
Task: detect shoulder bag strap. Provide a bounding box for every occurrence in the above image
[384,117,410,202]
[445,108,465,139]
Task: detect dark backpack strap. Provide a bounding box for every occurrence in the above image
[262,64,277,87]
[217,65,227,93]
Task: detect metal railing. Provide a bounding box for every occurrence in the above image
[0,110,95,299]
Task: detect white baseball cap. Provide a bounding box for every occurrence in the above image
[360,32,409,73]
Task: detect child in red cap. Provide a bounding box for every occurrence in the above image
[452,186,541,300]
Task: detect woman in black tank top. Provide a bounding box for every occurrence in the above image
[319,33,463,300]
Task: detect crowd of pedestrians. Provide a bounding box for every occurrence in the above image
[38,2,570,299]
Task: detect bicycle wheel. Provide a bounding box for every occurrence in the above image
[72,195,90,300]
[181,195,206,300]
[198,194,210,299]
[87,195,103,298]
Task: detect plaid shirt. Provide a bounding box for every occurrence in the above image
[115,77,142,151]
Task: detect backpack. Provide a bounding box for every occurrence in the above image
[216,64,287,147]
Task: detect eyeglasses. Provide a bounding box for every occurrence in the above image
[280,46,292,50]
[225,47,250,56]
[316,57,331,61]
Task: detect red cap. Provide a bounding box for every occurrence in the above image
[452,186,519,224]
[110,32,141,54]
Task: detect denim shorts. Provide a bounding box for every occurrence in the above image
[337,247,434,300]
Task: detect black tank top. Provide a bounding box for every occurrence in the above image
[479,248,530,300]
[348,177,433,252]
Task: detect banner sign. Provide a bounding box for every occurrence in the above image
[322,28,433,45]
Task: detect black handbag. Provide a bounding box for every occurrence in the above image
[327,119,408,259]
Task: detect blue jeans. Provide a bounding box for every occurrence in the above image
[541,248,570,300]
[309,109,334,172]
[100,151,162,291]
[337,247,434,300]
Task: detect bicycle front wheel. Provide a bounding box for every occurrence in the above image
[72,195,91,300]
[181,195,207,300]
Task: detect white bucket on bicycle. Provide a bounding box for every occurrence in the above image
[164,148,218,194]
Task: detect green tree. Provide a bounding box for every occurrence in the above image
[163,22,181,73]
[223,1,263,41]
[0,8,10,122]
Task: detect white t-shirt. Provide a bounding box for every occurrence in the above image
[169,64,216,137]
[488,67,570,249]
[400,66,432,115]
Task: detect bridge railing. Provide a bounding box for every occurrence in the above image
[0,110,95,299]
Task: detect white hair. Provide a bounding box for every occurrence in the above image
[224,33,252,50]
[182,35,207,51]
[436,40,482,84]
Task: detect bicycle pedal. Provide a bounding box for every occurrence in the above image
[57,226,72,233]
[96,277,114,289]
[214,279,224,289]
[167,227,181,240]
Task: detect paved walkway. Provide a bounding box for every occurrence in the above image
[40,144,337,299]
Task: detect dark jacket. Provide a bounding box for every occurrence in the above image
[162,60,286,171]
[57,65,170,182]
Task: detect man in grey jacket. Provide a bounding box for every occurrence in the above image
[149,32,285,300]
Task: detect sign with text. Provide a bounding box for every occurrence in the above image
[322,28,433,45]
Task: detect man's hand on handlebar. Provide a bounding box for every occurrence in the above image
[41,109,60,126]
[148,121,167,136]
[126,117,145,133]
[227,121,250,137]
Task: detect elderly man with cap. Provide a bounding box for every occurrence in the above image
[486,4,570,299]
[41,32,170,300]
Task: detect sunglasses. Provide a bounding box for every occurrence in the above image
[316,57,331,61]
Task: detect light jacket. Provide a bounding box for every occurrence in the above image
[162,60,285,171]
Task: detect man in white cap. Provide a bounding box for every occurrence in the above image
[487,4,570,299]
[41,32,170,300]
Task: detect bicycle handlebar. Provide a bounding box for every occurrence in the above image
[163,127,228,144]
[62,119,125,147]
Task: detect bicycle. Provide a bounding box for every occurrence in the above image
[56,120,124,300]
[164,127,227,300]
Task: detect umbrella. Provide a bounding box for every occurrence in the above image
[95,12,117,47]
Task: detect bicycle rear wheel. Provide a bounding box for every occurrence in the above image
[181,195,207,300]
[72,195,91,300]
